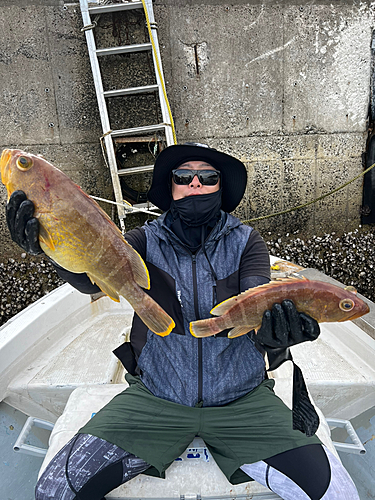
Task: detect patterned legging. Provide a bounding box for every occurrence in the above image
[35,434,359,500]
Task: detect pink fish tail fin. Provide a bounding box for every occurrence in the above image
[189,318,222,338]
[137,294,175,337]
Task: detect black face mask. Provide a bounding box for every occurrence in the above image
[170,189,222,227]
[169,190,222,250]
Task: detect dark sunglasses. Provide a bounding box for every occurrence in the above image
[171,169,221,186]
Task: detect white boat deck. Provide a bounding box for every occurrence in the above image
[283,321,375,420]
[0,264,375,499]
[0,285,132,421]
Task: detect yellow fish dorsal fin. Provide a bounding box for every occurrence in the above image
[39,225,55,251]
[126,245,150,290]
[210,276,309,316]
[87,274,120,302]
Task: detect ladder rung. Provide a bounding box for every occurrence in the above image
[132,202,159,211]
[111,124,168,137]
[118,165,154,175]
[103,85,159,97]
[96,43,152,56]
[114,135,159,143]
[121,202,160,217]
[88,2,143,14]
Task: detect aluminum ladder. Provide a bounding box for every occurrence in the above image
[79,0,174,231]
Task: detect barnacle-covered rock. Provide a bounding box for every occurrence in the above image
[0,256,64,326]
[265,227,374,304]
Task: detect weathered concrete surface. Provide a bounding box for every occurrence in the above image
[206,132,366,235]
[155,0,372,236]
[0,0,374,258]
[0,3,156,257]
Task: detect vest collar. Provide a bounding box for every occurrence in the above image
[147,211,243,250]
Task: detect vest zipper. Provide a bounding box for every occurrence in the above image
[192,254,203,406]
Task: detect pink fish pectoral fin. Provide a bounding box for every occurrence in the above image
[227,326,253,339]
[87,274,120,302]
[39,226,55,251]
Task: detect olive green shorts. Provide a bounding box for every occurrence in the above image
[79,374,320,484]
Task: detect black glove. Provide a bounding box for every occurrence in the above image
[255,299,320,348]
[6,190,43,256]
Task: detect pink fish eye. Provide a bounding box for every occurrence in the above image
[339,298,354,311]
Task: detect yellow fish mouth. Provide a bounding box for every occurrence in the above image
[0,149,12,195]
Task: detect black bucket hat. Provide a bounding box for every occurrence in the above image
[147,142,247,212]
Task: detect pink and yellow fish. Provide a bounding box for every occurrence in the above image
[190,276,369,339]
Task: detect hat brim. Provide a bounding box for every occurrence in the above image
[147,144,247,212]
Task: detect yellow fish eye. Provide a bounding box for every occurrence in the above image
[16,156,33,171]
[339,298,354,312]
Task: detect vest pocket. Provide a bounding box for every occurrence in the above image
[215,270,240,304]
[113,342,138,375]
[213,270,240,338]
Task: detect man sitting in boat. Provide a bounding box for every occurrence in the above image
[7,143,359,500]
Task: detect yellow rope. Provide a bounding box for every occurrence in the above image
[141,0,177,145]
[241,161,375,224]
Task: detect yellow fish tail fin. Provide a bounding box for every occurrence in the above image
[88,274,120,302]
[138,294,175,336]
[189,318,221,338]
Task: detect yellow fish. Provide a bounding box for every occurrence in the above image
[1,149,175,336]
